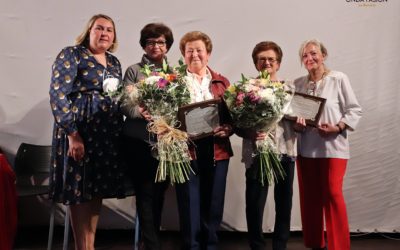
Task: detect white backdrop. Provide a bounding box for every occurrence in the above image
[1,0,399,232]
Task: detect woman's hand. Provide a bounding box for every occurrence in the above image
[254,131,267,141]
[67,132,85,162]
[318,123,341,137]
[294,117,307,132]
[213,124,233,138]
[138,104,152,122]
[125,84,134,93]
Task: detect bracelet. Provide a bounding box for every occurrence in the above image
[336,124,343,134]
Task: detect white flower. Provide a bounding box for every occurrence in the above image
[103,77,119,93]
[258,79,269,87]
[259,88,275,103]
[145,76,162,85]
[183,75,200,103]
[244,83,260,92]
[248,78,257,84]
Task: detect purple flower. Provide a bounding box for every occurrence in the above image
[248,92,261,104]
[157,78,169,89]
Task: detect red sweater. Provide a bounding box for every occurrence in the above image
[189,67,233,161]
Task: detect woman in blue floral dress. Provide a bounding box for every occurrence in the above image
[49,14,124,249]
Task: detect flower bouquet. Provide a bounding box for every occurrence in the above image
[123,59,193,184]
[224,71,293,185]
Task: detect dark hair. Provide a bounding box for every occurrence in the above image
[251,41,283,66]
[179,31,213,55]
[139,23,174,50]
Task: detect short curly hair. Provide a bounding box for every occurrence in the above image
[251,41,283,66]
[139,23,174,51]
[179,31,213,55]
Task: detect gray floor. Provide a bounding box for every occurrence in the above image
[14,227,400,250]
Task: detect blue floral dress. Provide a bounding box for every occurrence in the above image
[49,45,125,204]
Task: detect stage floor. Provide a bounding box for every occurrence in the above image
[14,227,400,250]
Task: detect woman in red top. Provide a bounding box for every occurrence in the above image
[175,31,233,250]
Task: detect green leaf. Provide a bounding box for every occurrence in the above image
[162,59,168,73]
[240,73,248,84]
[176,58,187,76]
[140,64,153,77]
[259,70,270,80]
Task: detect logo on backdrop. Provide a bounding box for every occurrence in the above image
[345,0,389,7]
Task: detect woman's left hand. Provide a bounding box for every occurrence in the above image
[254,131,267,141]
[213,124,233,138]
[318,123,340,137]
[67,132,85,161]
[138,104,152,122]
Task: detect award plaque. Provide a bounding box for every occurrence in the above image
[177,99,221,140]
[284,92,326,127]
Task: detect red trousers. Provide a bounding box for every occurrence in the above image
[0,154,17,250]
[297,156,350,250]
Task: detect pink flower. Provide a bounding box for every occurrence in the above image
[248,92,261,104]
[236,92,245,105]
[157,78,169,89]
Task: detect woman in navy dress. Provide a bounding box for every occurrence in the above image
[49,14,124,249]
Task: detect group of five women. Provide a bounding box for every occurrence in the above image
[49,14,362,250]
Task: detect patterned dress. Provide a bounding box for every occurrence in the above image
[49,45,125,204]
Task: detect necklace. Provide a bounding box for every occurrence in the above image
[307,70,329,96]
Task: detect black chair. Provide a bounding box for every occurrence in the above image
[14,143,70,250]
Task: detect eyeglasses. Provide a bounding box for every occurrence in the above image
[146,40,167,47]
[257,57,277,64]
